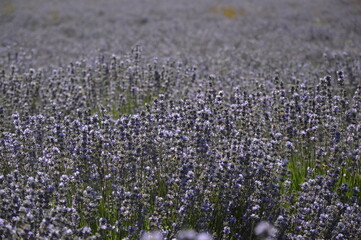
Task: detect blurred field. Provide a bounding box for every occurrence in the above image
[1,0,360,72]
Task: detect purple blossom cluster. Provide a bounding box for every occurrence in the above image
[0,51,360,238]
[0,0,361,239]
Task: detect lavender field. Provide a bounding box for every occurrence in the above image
[0,0,361,239]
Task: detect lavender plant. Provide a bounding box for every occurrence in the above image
[0,0,360,239]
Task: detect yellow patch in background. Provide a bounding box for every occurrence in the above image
[49,10,60,24]
[212,5,247,19]
[0,1,16,15]
[314,17,324,25]
[222,6,237,18]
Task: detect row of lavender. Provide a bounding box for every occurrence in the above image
[0,50,360,239]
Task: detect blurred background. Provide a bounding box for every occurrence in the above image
[0,0,360,78]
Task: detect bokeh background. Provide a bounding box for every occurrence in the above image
[1,0,360,78]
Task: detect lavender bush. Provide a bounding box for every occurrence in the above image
[0,0,360,239]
